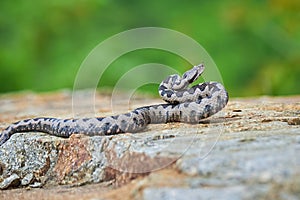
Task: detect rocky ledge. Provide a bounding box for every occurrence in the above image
[0,91,299,200]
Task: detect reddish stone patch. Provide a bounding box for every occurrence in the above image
[103,144,176,186]
[53,134,92,182]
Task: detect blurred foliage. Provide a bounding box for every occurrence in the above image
[0,0,299,97]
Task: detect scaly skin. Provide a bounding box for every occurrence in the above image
[0,64,228,146]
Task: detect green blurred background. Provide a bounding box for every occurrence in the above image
[0,0,299,97]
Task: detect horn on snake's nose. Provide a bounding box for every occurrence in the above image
[195,64,205,75]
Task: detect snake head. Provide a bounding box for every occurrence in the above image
[183,64,205,83]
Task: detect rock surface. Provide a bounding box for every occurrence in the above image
[0,91,299,200]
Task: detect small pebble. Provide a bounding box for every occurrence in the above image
[29,181,43,188]
[21,173,34,186]
[0,173,20,189]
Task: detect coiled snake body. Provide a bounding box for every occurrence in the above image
[0,64,228,146]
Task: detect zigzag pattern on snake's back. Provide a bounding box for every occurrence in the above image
[0,64,228,146]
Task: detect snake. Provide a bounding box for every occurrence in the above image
[0,64,228,146]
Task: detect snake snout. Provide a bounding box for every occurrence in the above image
[195,64,205,75]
